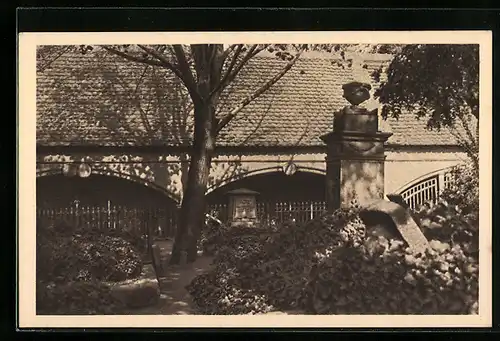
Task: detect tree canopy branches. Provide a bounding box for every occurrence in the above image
[374,44,479,130]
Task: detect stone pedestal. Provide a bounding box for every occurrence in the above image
[226,188,260,228]
[320,107,392,212]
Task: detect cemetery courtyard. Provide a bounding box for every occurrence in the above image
[34,44,480,316]
[36,168,479,316]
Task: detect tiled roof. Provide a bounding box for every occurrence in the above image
[36,48,462,148]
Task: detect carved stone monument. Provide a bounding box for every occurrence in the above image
[320,81,393,210]
[226,188,260,228]
[359,199,430,254]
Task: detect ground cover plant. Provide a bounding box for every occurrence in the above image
[36,220,144,314]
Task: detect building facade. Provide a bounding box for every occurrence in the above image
[36,48,468,236]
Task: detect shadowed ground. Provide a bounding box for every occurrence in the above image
[126,240,305,315]
[128,240,214,315]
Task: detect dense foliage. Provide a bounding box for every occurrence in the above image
[36,280,127,315]
[188,195,479,315]
[187,204,368,314]
[304,239,477,314]
[36,221,144,314]
[374,44,479,129]
[414,163,479,255]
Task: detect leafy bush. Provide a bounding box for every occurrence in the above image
[187,200,478,315]
[37,225,143,283]
[200,216,275,257]
[36,280,127,315]
[187,263,275,315]
[303,238,478,314]
[36,221,144,314]
[413,162,479,256]
[440,163,479,218]
[414,200,479,255]
[187,204,366,314]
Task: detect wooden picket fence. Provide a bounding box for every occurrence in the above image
[207,200,327,226]
[36,201,178,239]
[37,199,328,239]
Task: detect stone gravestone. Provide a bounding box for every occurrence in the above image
[107,263,160,309]
[151,243,164,277]
[179,251,188,266]
[359,199,430,254]
[226,188,260,228]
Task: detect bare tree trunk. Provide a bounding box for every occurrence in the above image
[170,102,216,265]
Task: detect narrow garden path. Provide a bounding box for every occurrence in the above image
[127,240,303,315]
[129,240,214,315]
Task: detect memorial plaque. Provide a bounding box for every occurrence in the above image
[226,188,260,227]
[234,196,256,219]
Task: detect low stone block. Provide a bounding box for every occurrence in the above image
[104,264,160,309]
[359,200,430,254]
[151,244,164,277]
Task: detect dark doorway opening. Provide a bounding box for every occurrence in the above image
[206,171,327,225]
[36,174,179,239]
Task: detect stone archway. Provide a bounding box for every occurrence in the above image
[36,172,180,239]
[206,166,326,194]
[206,169,327,225]
[36,167,180,203]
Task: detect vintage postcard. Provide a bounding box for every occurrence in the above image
[18,31,492,328]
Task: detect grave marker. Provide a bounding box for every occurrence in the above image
[226,188,260,228]
[360,200,430,254]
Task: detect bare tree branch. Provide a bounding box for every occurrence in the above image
[209,44,243,99]
[237,91,277,146]
[209,45,218,66]
[448,111,479,170]
[102,46,166,68]
[132,66,154,136]
[190,44,207,83]
[459,113,477,149]
[220,44,238,61]
[172,45,201,102]
[137,45,174,67]
[215,48,304,134]
[109,61,154,136]
[137,44,204,102]
[221,44,269,88]
[136,44,185,80]
[37,46,73,72]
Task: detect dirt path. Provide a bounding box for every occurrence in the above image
[127,240,303,315]
[129,240,214,315]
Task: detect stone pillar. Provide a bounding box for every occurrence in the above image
[226,188,260,228]
[320,81,393,212]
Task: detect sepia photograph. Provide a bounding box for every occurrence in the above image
[18,31,492,328]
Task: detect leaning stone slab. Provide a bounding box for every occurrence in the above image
[151,243,164,277]
[359,199,430,254]
[103,264,160,309]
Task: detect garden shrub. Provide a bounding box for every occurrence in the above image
[413,162,479,256]
[37,226,143,283]
[36,220,144,314]
[187,263,275,315]
[303,237,478,314]
[187,203,367,314]
[440,162,479,218]
[187,199,478,315]
[36,280,127,315]
[200,216,275,257]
